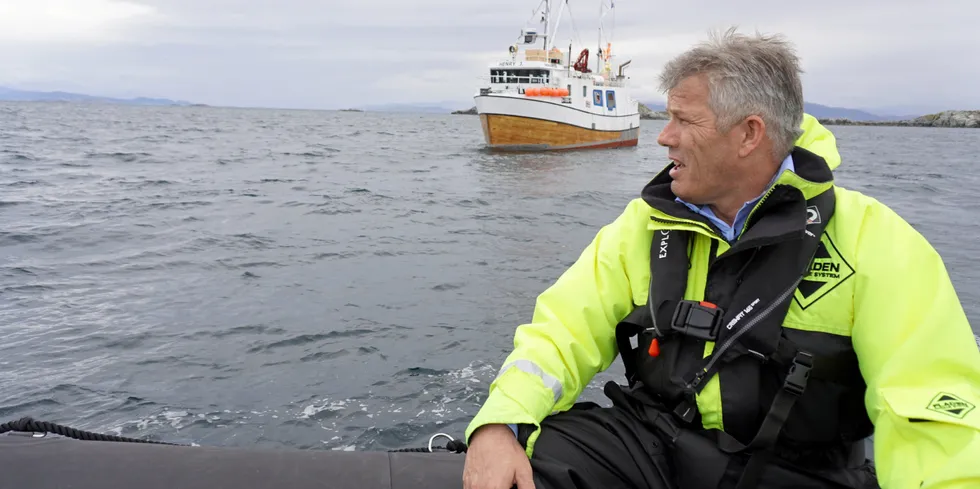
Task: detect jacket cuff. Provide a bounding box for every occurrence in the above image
[464,367,557,446]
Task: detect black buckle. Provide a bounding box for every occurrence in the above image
[672,398,698,424]
[784,351,813,396]
[670,300,724,341]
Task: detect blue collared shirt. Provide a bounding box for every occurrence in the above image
[675,155,795,242]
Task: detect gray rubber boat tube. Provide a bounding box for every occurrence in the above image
[0,432,467,489]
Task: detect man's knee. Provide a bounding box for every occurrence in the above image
[522,403,609,454]
[523,404,675,489]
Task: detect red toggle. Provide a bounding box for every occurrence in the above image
[699,301,717,309]
[647,338,661,357]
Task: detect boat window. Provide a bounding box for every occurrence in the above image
[606,90,616,110]
[593,89,603,107]
[490,69,550,84]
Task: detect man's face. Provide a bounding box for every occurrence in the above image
[656,74,741,205]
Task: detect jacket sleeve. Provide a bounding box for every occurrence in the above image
[850,199,980,489]
[464,200,647,455]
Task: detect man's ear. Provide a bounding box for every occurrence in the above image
[737,115,766,158]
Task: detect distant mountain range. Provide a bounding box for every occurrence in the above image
[0,87,935,121]
[0,87,193,106]
[803,103,915,121]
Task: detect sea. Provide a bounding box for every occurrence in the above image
[1,101,977,451]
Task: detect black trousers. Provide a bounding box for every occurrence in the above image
[523,382,878,489]
[527,397,674,488]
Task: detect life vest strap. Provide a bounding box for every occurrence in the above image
[716,350,814,488]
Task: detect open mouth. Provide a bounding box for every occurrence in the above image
[669,159,685,176]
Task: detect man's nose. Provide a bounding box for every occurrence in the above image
[657,120,677,148]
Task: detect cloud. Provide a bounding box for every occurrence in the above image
[0,0,160,44]
[1,0,976,113]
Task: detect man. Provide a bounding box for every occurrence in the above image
[461,28,980,489]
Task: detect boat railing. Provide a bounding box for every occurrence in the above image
[487,75,552,85]
[478,73,628,87]
[596,77,629,88]
[564,72,629,88]
[481,74,629,88]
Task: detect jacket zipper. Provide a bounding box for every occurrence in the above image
[738,185,778,237]
[686,272,806,391]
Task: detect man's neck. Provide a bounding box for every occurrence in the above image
[709,159,783,225]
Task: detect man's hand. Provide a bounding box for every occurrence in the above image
[462,424,536,489]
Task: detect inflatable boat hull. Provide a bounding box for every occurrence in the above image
[0,432,466,489]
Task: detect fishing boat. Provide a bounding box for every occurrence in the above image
[474,0,640,151]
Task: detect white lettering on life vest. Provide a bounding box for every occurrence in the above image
[726,298,761,330]
[658,230,670,259]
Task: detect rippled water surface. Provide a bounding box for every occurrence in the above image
[1,102,977,450]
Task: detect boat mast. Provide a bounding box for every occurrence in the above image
[596,0,613,73]
[596,1,602,72]
[542,0,550,50]
[549,0,567,52]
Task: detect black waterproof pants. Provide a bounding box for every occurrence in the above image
[524,382,879,489]
[528,397,674,488]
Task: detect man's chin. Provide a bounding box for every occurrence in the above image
[670,181,688,199]
[670,184,705,205]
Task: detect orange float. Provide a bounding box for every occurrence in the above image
[525,86,573,97]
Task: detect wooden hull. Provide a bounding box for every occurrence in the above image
[480,114,639,151]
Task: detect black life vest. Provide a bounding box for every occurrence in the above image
[615,160,874,485]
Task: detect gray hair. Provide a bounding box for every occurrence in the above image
[658,27,805,159]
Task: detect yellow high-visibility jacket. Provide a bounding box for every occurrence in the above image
[466,114,980,489]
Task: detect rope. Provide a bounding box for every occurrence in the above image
[2,416,467,454]
[0,416,185,446]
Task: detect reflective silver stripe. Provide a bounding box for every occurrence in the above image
[497,359,563,403]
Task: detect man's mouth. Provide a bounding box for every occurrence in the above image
[669,159,685,176]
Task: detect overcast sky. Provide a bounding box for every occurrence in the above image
[1,0,977,114]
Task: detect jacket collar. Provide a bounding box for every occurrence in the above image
[641,147,835,247]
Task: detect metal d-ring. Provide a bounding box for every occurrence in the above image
[427,432,455,452]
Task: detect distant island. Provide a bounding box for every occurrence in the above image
[0,86,193,106]
[815,111,979,128]
[353,102,455,113]
[452,102,979,129]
